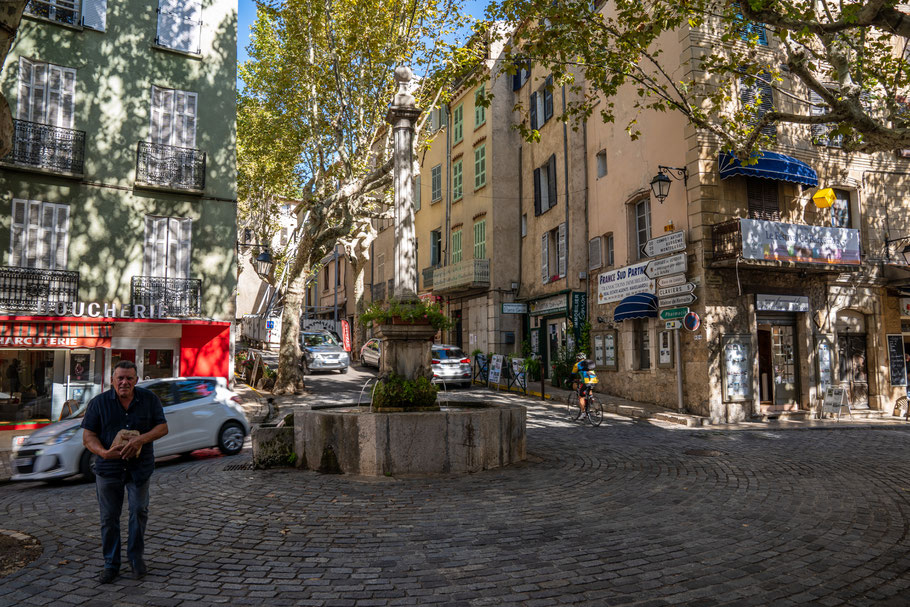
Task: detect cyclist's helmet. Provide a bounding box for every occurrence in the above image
[576,352,586,361]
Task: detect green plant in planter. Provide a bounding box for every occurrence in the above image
[359,299,452,331]
[372,373,439,409]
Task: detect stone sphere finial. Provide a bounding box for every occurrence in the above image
[394,66,413,85]
[390,66,416,109]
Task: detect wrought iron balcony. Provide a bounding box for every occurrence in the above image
[371,281,386,302]
[712,218,861,267]
[5,119,85,175]
[135,141,206,192]
[25,0,79,26]
[130,276,202,317]
[0,266,79,312]
[422,265,440,289]
[433,259,491,294]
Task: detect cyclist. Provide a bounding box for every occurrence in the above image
[571,352,598,419]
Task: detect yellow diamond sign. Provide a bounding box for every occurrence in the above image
[813,187,835,209]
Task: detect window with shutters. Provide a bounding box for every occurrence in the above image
[428,106,447,133]
[25,0,80,26]
[453,159,463,201]
[143,216,192,279]
[606,233,614,267]
[512,59,530,91]
[156,0,202,55]
[588,236,602,270]
[533,154,558,215]
[809,88,843,147]
[474,144,486,189]
[746,178,780,221]
[150,85,197,149]
[831,189,852,229]
[541,223,566,283]
[452,229,463,264]
[529,76,554,130]
[323,265,329,290]
[376,253,385,283]
[740,74,776,137]
[17,58,76,128]
[474,88,486,128]
[81,0,106,31]
[733,2,768,45]
[414,175,421,211]
[430,230,441,266]
[453,104,463,144]
[473,220,486,260]
[634,199,651,260]
[10,199,70,270]
[431,164,442,202]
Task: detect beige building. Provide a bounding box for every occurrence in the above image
[584,18,910,422]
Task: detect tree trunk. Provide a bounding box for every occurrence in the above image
[351,258,366,360]
[273,269,307,394]
[0,1,27,159]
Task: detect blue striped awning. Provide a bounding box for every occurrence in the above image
[718,151,818,187]
[613,293,658,323]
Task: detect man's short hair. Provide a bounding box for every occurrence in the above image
[113,360,138,374]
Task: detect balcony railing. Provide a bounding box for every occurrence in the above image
[0,266,79,312]
[433,259,491,293]
[6,120,86,175]
[422,265,440,289]
[372,281,386,302]
[712,218,861,266]
[25,0,79,26]
[136,141,206,192]
[130,276,202,317]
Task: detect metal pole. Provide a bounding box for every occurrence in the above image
[675,327,684,412]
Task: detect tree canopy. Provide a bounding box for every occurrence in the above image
[486,0,910,157]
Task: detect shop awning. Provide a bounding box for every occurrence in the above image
[718,151,818,187]
[0,322,112,348]
[613,293,658,322]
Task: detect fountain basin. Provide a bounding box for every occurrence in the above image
[294,402,526,476]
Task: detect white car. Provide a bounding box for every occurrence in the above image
[10,377,250,482]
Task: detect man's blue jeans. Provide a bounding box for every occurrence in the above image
[95,473,150,572]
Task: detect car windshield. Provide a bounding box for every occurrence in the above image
[433,348,466,360]
[303,333,339,347]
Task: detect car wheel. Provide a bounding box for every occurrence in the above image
[79,450,96,482]
[218,421,246,456]
[340,367,348,374]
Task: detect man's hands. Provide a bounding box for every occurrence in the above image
[119,436,144,460]
[101,444,124,460]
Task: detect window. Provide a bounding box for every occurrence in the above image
[414,175,421,211]
[143,349,174,380]
[541,222,566,283]
[25,0,80,26]
[452,229,463,264]
[512,59,531,91]
[530,75,554,130]
[589,236,602,270]
[596,149,607,178]
[521,213,527,238]
[431,164,442,202]
[634,199,651,260]
[430,230,441,266]
[474,220,486,259]
[81,0,107,30]
[17,58,76,128]
[10,199,70,269]
[637,319,651,370]
[534,154,557,215]
[746,178,780,221]
[831,189,852,228]
[156,0,202,54]
[740,73,776,137]
[150,85,197,148]
[453,104,463,144]
[474,88,486,128]
[175,379,216,403]
[733,2,768,45]
[809,89,843,147]
[453,159,463,201]
[146,382,176,407]
[336,259,341,286]
[606,233,614,267]
[323,265,329,290]
[376,253,385,283]
[474,144,486,189]
[428,106,447,132]
[143,216,192,278]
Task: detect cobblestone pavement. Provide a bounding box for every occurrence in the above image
[1,398,909,606]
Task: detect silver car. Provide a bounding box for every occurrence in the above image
[431,345,472,388]
[360,338,382,368]
[300,330,351,374]
[10,377,250,482]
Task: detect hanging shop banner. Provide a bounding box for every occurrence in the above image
[739,219,860,265]
[887,334,908,387]
[571,292,587,343]
[598,261,655,304]
[340,320,352,352]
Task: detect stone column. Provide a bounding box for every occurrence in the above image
[386,66,422,302]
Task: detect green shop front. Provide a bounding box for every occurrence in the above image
[526,291,587,379]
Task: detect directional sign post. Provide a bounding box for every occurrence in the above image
[659,293,697,308]
[659,307,689,321]
[642,231,686,258]
[665,320,682,330]
[658,282,696,298]
[657,273,686,289]
[646,252,688,279]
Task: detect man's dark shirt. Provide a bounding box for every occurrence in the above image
[81,386,166,484]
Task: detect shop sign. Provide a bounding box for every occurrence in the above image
[901,298,910,317]
[33,301,167,319]
[645,253,687,279]
[642,231,686,258]
[739,219,861,265]
[488,354,504,384]
[502,302,528,314]
[597,261,654,304]
[756,294,810,313]
[571,292,587,335]
[887,334,908,387]
[529,294,567,316]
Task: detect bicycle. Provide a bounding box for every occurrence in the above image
[567,382,603,427]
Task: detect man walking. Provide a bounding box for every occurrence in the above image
[82,361,168,584]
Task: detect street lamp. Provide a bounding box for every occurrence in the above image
[237,236,275,279]
[649,165,689,204]
[885,235,910,265]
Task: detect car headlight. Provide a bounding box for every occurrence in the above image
[45,427,79,445]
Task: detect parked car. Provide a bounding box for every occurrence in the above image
[431,345,472,388]
[300,330,350,374]
[360,338,382,368]
[9,377,250,483]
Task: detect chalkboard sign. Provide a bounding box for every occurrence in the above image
[887,334,907,387]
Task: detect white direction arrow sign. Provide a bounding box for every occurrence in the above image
[642,231,686,258]
[657,273,686,288]
[665,320,682,330]
[658,282,696,298]
[646,253,687,279]
[659,293,697,308]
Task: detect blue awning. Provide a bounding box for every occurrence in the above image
[718,151,818,187]
[613,293,658,323]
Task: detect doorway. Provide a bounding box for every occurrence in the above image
[452,310,463,349]
[757,321,799,410]
[546,318,567,378]
[836,334,869,409]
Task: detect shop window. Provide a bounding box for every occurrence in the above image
[831,189,852,228]
[746,178,780,221]
[637,319,651,370]
[143,349,174,380]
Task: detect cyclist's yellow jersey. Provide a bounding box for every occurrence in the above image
[572,361,598,384]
